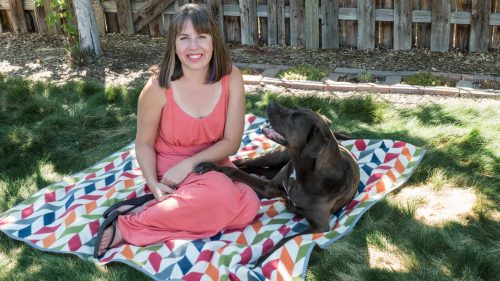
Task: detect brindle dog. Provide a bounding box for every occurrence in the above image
[194,102,360,266]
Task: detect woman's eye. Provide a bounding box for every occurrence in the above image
[198,35,207,39]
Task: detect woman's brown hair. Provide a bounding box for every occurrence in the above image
[155,4,231,88]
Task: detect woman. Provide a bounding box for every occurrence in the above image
[94,4,260,258]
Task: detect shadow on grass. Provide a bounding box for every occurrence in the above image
[307,200,500,281]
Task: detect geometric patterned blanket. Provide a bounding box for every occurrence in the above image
[0,114,425,280]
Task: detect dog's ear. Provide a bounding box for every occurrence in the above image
[301,125,327,159]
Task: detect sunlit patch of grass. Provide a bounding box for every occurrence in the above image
[277,64,328,81]
[366,231,416,272]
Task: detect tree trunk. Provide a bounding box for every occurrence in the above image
[74,0,102,59]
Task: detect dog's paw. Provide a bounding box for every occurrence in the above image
[194,162,217,174]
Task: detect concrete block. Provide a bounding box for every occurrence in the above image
[462,74,495,82]
[290,80,324,91]
[390,84,424,94]
[370,70,397,77]
[432,72,462,81]
[233,62,249,68]
[455,80,473,88]
[424,86,460,96]
[356,83,391,93]
[396,71,419,77]
[261,68,281,78]
[261,77,285,87]
[324,82,357,92]
[247,63,275,70]
[459,89,500,99]
[334,68,364,74]
[243,74,262,85]
[321,73,341,83]
[384,76,402,85]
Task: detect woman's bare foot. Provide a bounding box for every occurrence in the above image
[97,223,124,257]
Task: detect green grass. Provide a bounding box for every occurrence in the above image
[277,64,328,81]
[1,74,499,280]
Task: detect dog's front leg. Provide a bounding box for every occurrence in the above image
[194,162,282,198]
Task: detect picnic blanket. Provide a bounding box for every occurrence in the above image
[0,114,425,280]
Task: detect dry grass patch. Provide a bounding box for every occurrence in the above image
[392,185,477,227]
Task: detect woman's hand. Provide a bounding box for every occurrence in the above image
[160,159,193,188]
[150,182,175,202]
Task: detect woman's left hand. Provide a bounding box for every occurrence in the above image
[160,159,194,188]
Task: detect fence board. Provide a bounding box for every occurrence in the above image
[469,0,491,52]
[267,0,277,45]
[394,0,411,50]
[0,11,3,32]
[340,0,357,47]
[224,0,240,43]
[93,0,106,36]
[452,0,470,50]
[34,5,47,33]
[134,0,175,33]
[321,0,339,49]
[277,0,285,45]
[493,0,500,49]
[240,0,257,45]
[305,0,319,50]
[358,0,375,50]
[377,0,393,47]
[8,0,27,32]
[431,0,451,51]
[105,12,119,33]
[290,0,304,47]
[207,0,224,41]
[259,0,267,44]
[117,0,134,34]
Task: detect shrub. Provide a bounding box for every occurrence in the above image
[404,72,445,86]
[277,64,327,81]
[356,70,373,83]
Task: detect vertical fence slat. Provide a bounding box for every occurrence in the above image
[452,0,470,50]
[377,0,393,48]
[43,0,61,34]
[116,0,134,34]
[305,0,319,50]
[290,0,305,47]
[224,0,241,43]
[277,0,286,45]
[8,0,28,32]
[492,0,500,49]
[358,0,375,50]
[259,0,268,44]
[394,0,412,50]
[431,0,451,51]
[34,5,48,33]
[93,0,106,36]
[340,0,357,47]
[240,0,258,45]
[0,13,3,33]
[207,0,225,41]
[470,0,491,52]
[321,0,339,49]
[268,0,277,45]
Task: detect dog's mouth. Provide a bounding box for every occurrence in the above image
[262,124,286,145]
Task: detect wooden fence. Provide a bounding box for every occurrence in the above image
[0,0,499,52]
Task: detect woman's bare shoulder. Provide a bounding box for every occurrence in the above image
[139,76,167,105]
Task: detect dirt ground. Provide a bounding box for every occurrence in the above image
[1,33,499,88]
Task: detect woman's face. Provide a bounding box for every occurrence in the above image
[175,19,213,73]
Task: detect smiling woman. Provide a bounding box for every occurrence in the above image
[92,3,260,259]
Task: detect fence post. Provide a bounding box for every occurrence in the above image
[240,0,258,45]
[393,0,412,50]
[207,0,225,41]
[430,0,451,52]
[116,0,134,34]
[277,0,286,45]
[8,0,28,32]
[470,0,491,52]
[357,0,375,50]
[305,0,319,50]
[290,0,305,47]
[268,0,277,45]
[321,0,339,49]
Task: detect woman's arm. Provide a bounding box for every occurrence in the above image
[136,76,175,201]
[159,66,246,186]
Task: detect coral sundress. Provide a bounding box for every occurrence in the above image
[117,74,260,246]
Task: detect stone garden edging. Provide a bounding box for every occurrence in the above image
[234,63,500,100]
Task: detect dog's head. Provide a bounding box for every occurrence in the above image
[262,102,335,158]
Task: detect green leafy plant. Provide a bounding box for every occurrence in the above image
[404,72,445,86]
[277,64,327,81]
[34,0,88,65]
[356,70,373,83]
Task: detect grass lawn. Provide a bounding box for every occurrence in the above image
[1,73,498,280]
